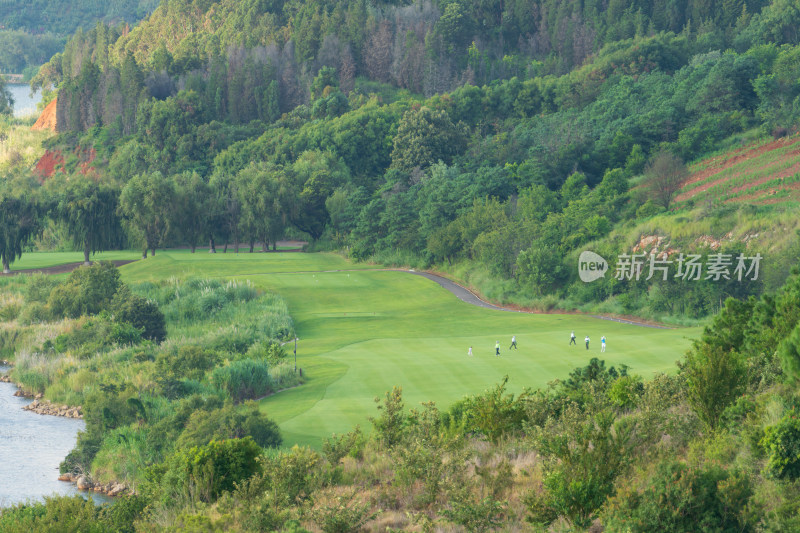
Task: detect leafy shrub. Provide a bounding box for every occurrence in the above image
[683,344,747,430]
[98,494,148,533]
[0,495,104,533]
[62,384,143,472]
[533,409,635,528]
[441,495,505,533]
[762,411,800,480]
[157,345,219,381]
[45,314,142,357]
[603,460,754,532]
[17,301,51,324]
[370,386,407,449]
[153,437,263,506]
[212,359,272,403]
[47,261,121,318]
[778,323,800,382]
[608,375,645,409]
[720,395,758,430]
[177,401,282,449]
[246,340,287,364]
[24,273,59,303]
[322,426,365,465]
[442,377,530,443]
[111,286,166,343]
[236,446,328,512]
[310,490,375,533]
[143,394,226,456]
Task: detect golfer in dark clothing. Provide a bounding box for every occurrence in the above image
[585,335,590,350]
[509,335,517,349]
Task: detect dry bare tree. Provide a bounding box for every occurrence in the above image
[645,151,689,209]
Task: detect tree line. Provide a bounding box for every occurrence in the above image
[4,0,800,318]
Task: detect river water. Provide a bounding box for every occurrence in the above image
[0,364,109,507]
[6,84,42,118]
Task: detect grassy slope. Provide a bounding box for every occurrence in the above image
[118,250,700,448]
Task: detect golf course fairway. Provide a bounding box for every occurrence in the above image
[112,251,700,447]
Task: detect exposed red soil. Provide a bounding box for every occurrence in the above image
[676,136,800,203]
[77,146,97,176]
[682,137,800,188]
[676,169,745,202]
[34,149,65,179]
[31,97,57,132]
[730,184,792,203]
[741,182,800,204]
[726,160,800,195]
[691,156,800,202]
[758,193,800,205]
[34,146,98,180]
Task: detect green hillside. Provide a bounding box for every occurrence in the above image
[3,0,797,324]
[0,1,158,76]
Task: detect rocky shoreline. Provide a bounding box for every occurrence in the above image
[2,362,129,498]
[0,374,84,418]
[57,473,131,497]
[23,398,83,418]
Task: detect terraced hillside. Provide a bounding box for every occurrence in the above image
[676,135,800,206]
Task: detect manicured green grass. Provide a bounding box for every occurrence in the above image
[8,251,142,271]
[121,249,376,279]
[115,251,701,448]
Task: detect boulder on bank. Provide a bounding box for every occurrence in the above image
[22,398,83,418]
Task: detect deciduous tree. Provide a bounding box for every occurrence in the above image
[644,151,688,209]
[49,174,121,265]
[173,171,211,253]
[118,171,175,257]
[0,186,40,273]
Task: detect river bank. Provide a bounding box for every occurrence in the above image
[0,363,115,506]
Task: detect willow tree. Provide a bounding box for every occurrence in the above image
[173,171,211,253]
[0,187,40,273]
[235,162,293,252]
[119,171,175,258]
[48,174,121,265]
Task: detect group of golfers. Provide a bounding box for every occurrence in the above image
[468,332,607,357]
[570,330,606,351]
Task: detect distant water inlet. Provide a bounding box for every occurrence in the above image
[6,84,43,118]
[0,364,106,507]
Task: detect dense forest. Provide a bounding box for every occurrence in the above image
[2,0,799,321]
